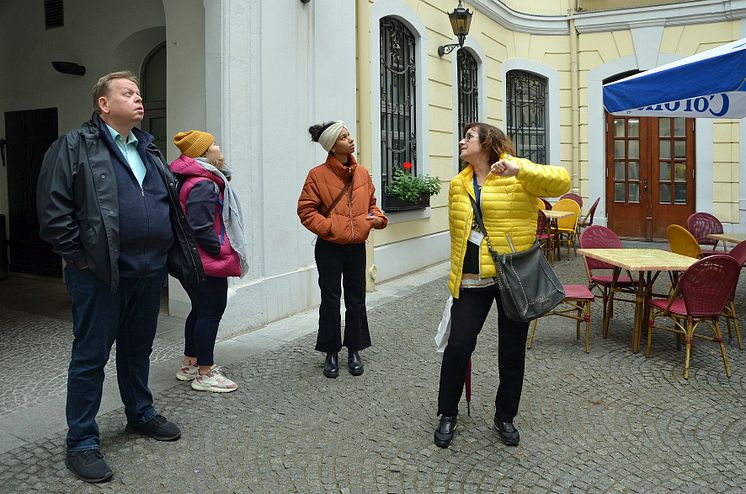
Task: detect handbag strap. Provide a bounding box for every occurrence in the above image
[321,172,354,217]
[469,195,516,258]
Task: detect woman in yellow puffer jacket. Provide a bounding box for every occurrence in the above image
[434,123,570,449]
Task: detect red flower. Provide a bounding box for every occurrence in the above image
[402,161,413,170]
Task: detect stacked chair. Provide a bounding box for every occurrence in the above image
[646,255,740,379]
[578,226,637,338]
[723,240,746,350]
[552,198,581,258]
[527,284,595,353]
[687,212,725,256]
[667,224,702,258]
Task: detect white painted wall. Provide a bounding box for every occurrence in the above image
[198,0,358,335]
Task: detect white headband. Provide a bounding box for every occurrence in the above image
[318,121,346,152]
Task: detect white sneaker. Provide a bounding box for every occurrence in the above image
[191,368,238,393]
[176,363,199,381]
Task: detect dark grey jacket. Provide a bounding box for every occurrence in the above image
[37,114,204,291]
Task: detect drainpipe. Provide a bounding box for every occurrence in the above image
[569,4,580,195]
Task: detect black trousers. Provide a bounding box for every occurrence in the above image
[314,238,371,353]
[437,284,530,421]
[182,276,228,367]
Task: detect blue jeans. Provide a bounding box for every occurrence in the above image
[64,266,165,452]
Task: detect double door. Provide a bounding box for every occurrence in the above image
[605,115,695,239]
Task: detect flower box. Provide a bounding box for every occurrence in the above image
[383,193,430,212]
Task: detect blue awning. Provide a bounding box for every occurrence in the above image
[603,38,746,119]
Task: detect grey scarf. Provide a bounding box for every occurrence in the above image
[195,158,249,277]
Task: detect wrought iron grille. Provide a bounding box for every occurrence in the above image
[506,70,547,164]
[457,49,479,170]
[380,17,417,209]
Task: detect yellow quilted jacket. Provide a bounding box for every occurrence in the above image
[448,155,571,299]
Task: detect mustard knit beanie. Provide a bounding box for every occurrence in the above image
[173,130,215,158]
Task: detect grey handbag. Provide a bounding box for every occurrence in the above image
[470,196,565,322]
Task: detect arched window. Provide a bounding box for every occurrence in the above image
[507,70,547,164]
[380,17,417,210]
[457,49,478,169]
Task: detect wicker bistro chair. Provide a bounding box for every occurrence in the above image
[667,224,702,259]
[577,197,600,233]
[687,211,725,255]
[527,284,595,353]
[646,255,740,379]
[579,226,637,338]
[560,192,583,209]
[723,240,746,350]
[553,198,581,258]
[540,197,552,211]
[536,209,558,263]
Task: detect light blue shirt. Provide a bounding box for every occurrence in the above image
[106,124,146,186]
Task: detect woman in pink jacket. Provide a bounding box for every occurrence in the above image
[169,130,248,393]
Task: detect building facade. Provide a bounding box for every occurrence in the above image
[0,0,744,334]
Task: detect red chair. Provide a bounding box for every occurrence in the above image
[560,192,583,209]
[687,212,725,256]
[577,197,600,231]
[527,284,595,353]
[724,240,746,350]
[579,226,636,338]
[646,255,740,379]
[536,210,558,263]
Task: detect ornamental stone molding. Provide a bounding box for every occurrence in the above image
[469,0,746,35]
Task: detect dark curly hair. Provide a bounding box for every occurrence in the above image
[462,122,516,164]
[308,121,337,142]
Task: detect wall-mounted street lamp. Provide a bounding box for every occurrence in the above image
[437,1,473,57]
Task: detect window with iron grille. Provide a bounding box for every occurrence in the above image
[380,17,417,211]
[506,70,547,164]
[457,49,478,170]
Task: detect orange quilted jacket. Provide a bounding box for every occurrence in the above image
[297,154,387,244]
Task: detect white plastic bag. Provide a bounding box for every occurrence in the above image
[434,295,453,353]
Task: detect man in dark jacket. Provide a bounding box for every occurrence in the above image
[37,71,203,483]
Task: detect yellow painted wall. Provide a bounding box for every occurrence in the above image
[361,0,743,243]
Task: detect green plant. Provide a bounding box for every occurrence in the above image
[386,161,441,202]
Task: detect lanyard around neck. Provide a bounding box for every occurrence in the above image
[472,174,482,211]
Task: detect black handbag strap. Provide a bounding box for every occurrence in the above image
[321,173,354,217]
[469,195,516,258]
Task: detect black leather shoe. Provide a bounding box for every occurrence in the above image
[494,417,520,446]
[323,352,339,378]
[65,450,113,483]
[126,414,181,441]
[348,350,364,376]
[434,415,457,448]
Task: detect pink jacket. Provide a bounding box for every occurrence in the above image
[169,155,241,278]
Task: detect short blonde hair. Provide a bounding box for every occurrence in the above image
[91,71,139,113]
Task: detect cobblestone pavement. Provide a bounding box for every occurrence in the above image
[1,245,745,493]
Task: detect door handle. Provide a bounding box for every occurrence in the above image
[641,179,648,190]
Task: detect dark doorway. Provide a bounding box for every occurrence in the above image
[5,108,61,277]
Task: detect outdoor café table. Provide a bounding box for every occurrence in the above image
[541,209,574,260]
[707,232,746,246]
[577,248,697,353]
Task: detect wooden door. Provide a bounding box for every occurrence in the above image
[4,108,61,276]
[605,115,695,240]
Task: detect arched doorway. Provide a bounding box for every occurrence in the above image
[140,42,167,158]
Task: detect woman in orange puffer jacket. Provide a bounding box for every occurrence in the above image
[297,121,388,379]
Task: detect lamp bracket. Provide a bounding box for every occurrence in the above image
[438,43,461,57]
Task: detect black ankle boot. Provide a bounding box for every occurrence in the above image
[348,350,364,376]
[323,352,339,378]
